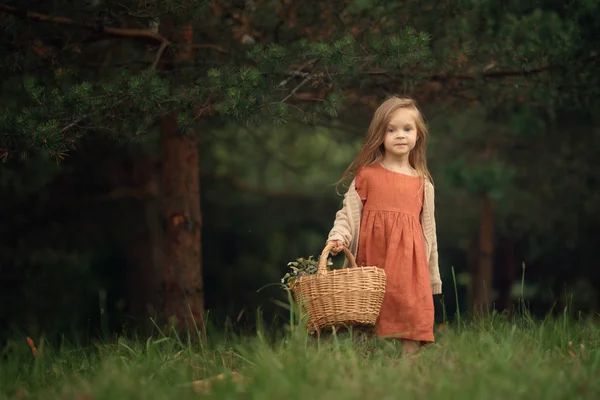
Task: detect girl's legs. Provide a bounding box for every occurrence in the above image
[401,339,421,355]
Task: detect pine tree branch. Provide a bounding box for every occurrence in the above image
[0,4,227,53]
[277,59,317,87]
[58,96,129,134]
[279,76,312,103]
[151,40,169,70]
[367,54,599,81]
[189,44,228,54]
[0,4,167,44]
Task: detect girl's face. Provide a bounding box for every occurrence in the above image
[382,108,419,158]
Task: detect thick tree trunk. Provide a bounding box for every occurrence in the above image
[160,114,204,334]
[472,196,494,317]
[158,20,204,335]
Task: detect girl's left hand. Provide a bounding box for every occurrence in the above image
[327,240,344,256]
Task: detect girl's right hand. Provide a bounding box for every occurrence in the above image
[327,240,344,256]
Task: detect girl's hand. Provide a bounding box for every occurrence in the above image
[327,240,344,256]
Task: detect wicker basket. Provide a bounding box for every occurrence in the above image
[292,242,386,334]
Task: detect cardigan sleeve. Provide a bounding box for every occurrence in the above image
[426,181,442,294]
[327,179,357,247]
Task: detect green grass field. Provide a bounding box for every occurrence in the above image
[1,311,599,400]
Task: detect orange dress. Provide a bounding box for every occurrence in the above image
[355,164,435,342]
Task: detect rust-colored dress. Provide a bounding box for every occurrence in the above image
[355,163,435,342]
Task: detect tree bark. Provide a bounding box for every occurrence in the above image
[159,20,204,335]
[160,114,204,334]
[472,196,494,317]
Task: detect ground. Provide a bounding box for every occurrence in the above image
[1,314,599,399]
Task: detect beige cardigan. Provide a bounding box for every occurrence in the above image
[327,178,442,294]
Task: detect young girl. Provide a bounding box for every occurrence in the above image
[326,96,442,354]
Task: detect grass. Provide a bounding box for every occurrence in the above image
[1,311,600,400]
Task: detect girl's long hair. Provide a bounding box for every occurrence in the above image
[336,96,433,192]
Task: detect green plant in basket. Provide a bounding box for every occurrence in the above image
[281,255,332,289]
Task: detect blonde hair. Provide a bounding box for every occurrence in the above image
[336,96,432,192]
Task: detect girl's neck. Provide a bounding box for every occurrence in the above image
[382,153,411,169]
[381,153,418,176]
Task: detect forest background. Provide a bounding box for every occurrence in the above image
[1,0,599,341]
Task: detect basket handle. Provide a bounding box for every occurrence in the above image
[317,242,359,275]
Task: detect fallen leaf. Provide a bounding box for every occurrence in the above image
[26,337,37,358]
[191,372,250,394]
[15,388,28,399]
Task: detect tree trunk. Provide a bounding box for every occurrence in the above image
[160,114,204,334]
[159,20,204,335]
[472,196,494,317]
